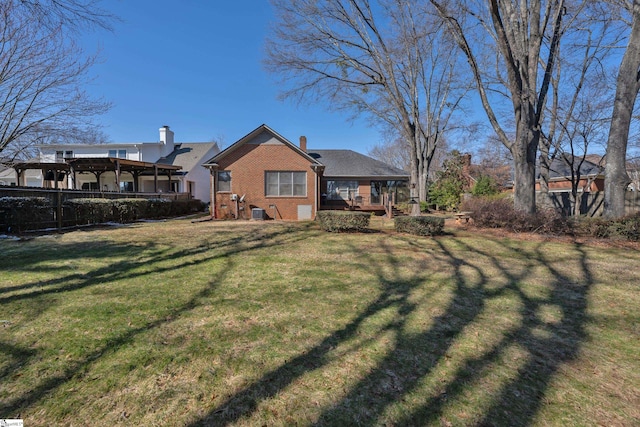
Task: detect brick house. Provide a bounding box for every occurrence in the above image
[535,155,605,193]
[203,124,409,220]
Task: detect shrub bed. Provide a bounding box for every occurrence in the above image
[461,196,640,241]
[574,213,640,241]
[394,215,445,236]
[316,211,371,232]
[460,197,572,235]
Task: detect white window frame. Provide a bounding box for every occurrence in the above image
[108,149,126,159]
[217,170,231,192]
[266,171,307,197]
[327,180,359,200]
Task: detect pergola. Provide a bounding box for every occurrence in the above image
[12,157,182,192]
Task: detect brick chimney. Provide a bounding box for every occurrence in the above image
[299,136,307,152]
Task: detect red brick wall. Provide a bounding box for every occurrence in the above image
[214,140,318,220]
[535,177,604,192]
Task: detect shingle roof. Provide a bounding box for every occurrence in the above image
[308,149,409,178]
[537,155,603,180]
[158,142,218,172]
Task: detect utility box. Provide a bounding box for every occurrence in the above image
[251,208,265,220]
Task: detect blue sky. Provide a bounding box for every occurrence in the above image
[81,1,381,153]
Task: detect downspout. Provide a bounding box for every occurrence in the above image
[208,164,218,219]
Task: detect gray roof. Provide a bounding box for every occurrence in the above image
[158,142,218,172]
[537,155,603,180]
[308,149,409,178]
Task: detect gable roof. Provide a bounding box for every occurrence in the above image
[309,149,409,179]
[157,142,218,172]
[202,124,322,167]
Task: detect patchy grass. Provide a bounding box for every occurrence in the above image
[0,218,638,426]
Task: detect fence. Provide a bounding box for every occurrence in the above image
[537,191,640,216]
[0,185,195,232]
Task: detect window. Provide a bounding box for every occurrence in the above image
[82,182,99,190]
[108,149,126,158]
[55,151,64,162]
[266,171,307,196]
[64,150,73,159]
[217,171,231,192]
[326,180,358,200]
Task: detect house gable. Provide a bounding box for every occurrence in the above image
[206,124,323,221]
[204,124,321,167]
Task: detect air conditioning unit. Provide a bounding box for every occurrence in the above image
[251,208,265,220]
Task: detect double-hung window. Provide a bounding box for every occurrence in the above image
[266,171,306,197]
[108,149,126,158]
[217,171,231,192]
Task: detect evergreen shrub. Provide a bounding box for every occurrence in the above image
[316,211,371,232]
[394,215,445,236]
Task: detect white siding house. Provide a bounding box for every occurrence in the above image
[30,126,219,202]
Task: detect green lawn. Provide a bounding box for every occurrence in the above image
[0,218,638,426]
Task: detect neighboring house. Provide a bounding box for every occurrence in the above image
[535,155,604,193]
[203,124,409,221]
[4,126,219,203]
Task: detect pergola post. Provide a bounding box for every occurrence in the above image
[133,171,140,192]
[115,160,121,192]
[154,165,158,193]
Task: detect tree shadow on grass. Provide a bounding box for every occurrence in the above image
[0,222,315,418]
[387,236,593,426]
[189,232,594,426]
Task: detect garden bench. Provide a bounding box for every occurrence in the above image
[454,211,472,223]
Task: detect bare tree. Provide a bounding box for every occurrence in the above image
[0,1,111,158]
[604,0,640,218]
[17,0,115,32]
[266,0,470,214]
[368,136,411,171]
[431,0,587,213]
[368,130,450,178]
[539,4,618,206]
[473,134,513,187]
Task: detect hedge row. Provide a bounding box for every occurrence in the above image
[394,215,445,236]
[0,197,204,233]
[316,211,371,232]
[0,197,55,233]
[65,198,205,224]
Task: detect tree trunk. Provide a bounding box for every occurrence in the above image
[511,122,539,214]
[409,135,421,216]
[604,0,640,218]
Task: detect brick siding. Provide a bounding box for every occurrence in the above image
[214,140,318,220]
